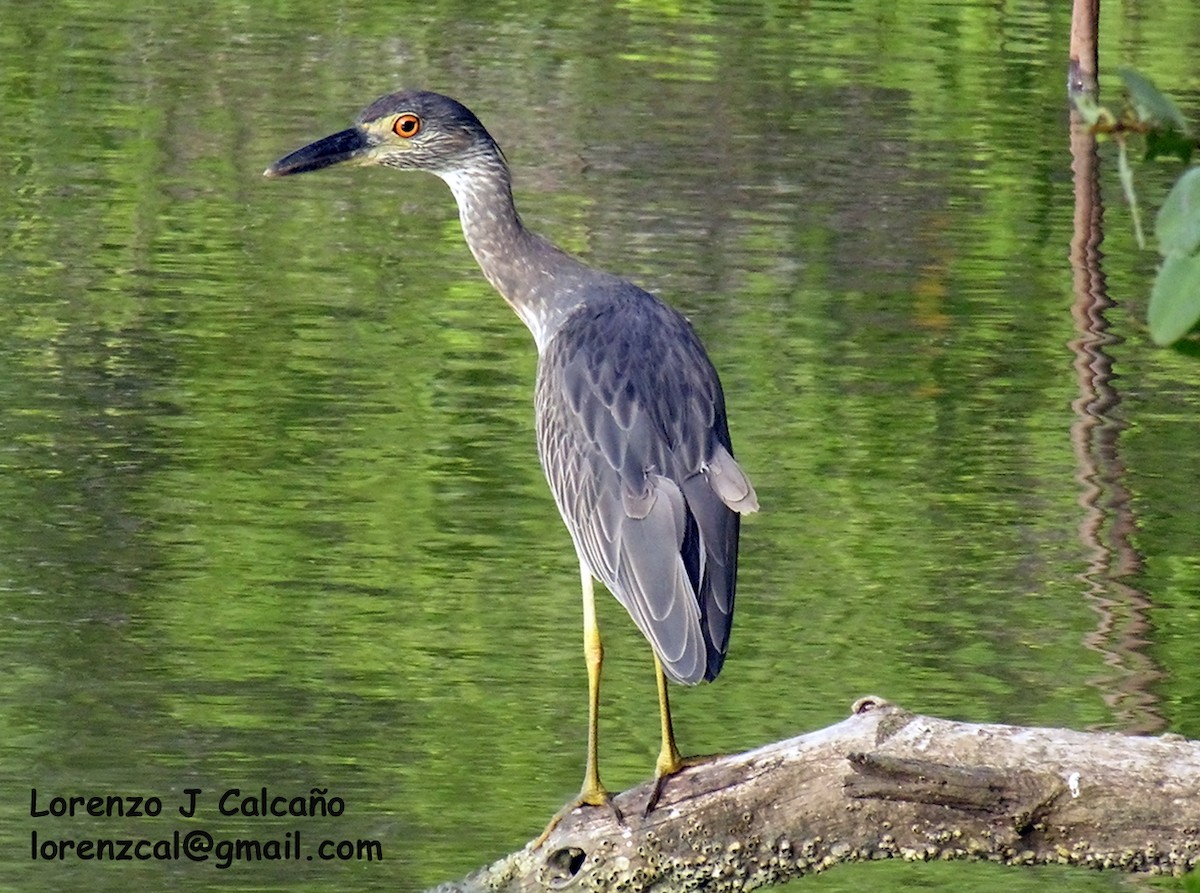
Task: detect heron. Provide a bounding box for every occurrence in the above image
[264,90,758,835]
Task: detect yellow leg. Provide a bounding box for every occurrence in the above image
[654,654,684,777]
[534,564,622,848]
[579,565,609,804]
[645,654,685,814]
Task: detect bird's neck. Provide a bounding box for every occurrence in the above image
[440,157,592,352]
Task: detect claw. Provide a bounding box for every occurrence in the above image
[644,774,671,816]
[644,752,721,816]
[534,789,624,849]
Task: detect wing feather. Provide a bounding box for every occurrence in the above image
[536,290,757,684]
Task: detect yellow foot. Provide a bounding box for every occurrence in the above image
[645,752,722,816]
[534,788,625,849]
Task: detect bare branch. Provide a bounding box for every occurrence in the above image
[425,698,1200,892]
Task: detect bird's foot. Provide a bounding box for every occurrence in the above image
[644,751,722,816]
[533,785,624,849]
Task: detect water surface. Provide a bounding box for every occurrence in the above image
[2,2,1198,891]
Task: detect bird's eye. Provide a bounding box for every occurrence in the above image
[393,114,422,138]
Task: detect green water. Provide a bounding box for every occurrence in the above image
[2,2,1198,891]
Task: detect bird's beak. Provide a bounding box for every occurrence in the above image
[263,127,371,178]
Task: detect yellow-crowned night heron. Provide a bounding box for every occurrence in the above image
[265,91,758,835]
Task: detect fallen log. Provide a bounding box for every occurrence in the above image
[425,697,1200,892]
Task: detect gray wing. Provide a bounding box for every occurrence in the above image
[535,292,758,684]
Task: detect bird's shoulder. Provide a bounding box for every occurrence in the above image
[543,284,716,384]
[535,284,728,471]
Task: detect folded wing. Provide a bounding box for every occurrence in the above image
[535,292,758,684]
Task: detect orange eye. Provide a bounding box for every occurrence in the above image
[393,114,421,138]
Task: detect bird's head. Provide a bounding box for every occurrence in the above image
[263,90,501,180]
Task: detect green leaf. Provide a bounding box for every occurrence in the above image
[1149,252,1200,345]
[1118,140,1145,250]
[1071,92,1105,127]
[1145,127,1195,164]
[1120,68,1189,132]
[1156,168,1200,256]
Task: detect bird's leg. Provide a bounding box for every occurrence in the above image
[653,653,684,778]
[644,654,684,814]
[578,567,610,804]
[533,566,623,848]
[644,654,718,815]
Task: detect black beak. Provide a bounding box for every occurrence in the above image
[263,127,371,178]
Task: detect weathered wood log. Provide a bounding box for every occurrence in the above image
[424,697,1200,892]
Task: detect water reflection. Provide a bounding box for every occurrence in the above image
[3,2,1200,892]
[1067,111,1160,734]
